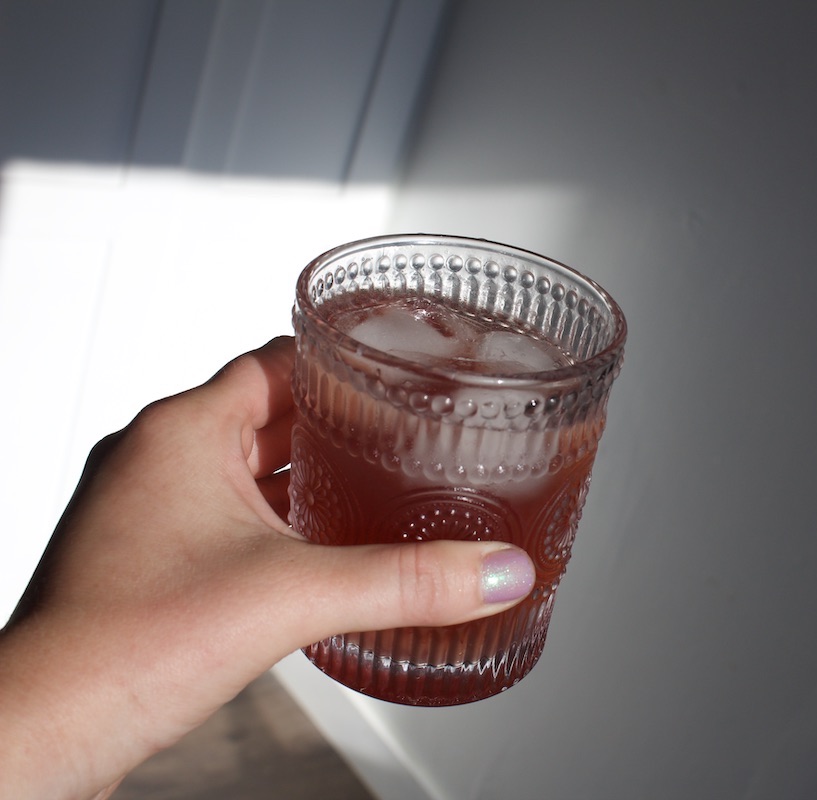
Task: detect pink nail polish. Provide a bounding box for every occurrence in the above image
[481,548,536,604]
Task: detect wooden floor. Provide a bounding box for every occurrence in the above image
[113,671,375,800]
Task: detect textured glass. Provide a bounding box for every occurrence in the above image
[289,234,626,706]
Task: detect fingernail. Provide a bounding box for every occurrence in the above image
[481,548,536,604]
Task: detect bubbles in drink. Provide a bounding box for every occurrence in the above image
[333,294,573,374]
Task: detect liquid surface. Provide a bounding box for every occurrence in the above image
[329,294,574,375]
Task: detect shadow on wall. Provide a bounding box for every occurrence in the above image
[0,1,159,166]
[0,0,451,182]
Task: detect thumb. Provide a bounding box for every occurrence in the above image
[268,539,536,652]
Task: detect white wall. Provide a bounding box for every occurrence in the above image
[309,2,817,798]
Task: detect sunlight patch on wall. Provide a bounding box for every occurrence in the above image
[0,160,393,622]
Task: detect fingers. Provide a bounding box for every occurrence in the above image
[248,408,294,478]
[259,539,536,653]
[201,336,296,433]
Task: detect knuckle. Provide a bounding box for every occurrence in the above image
[130,397,181,442]
[395,544,453,623]
[87,429,121,461]
[117,395,199,466]
[215,352,260,387]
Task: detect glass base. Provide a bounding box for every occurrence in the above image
[303,592,555,706]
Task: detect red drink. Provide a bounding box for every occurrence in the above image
[290,236,625,705]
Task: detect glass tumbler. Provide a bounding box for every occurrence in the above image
[288,234,626,706]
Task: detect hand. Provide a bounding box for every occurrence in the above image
[0,336,535,800]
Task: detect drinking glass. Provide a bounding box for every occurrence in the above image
[289,234,626,705]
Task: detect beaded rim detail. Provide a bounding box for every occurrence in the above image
[296,234,626,392]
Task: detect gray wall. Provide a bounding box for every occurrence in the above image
[360,1,817,798]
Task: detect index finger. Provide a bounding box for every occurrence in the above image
[202,336,296,431]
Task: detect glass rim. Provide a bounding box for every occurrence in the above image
[295,233,627,390]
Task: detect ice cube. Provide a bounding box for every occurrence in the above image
[476,330,570,374]
[338,296,570,374]
[346,301,465,364]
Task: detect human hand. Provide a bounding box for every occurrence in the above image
[0,336,535,800]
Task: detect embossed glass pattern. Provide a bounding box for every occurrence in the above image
[289,234,626,705]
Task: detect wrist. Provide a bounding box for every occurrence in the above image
[0,618,140,800]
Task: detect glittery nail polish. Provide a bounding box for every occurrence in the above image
[481,548,536,604]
